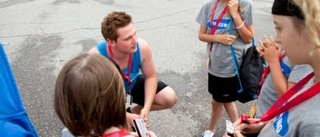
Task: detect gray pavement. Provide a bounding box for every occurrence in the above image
[0,0,275,136]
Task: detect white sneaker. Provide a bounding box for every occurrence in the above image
[202,130,215,137]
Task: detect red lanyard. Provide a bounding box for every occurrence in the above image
[209,0,228,52]
[107,44,132,91]
[260,72,320,122]
[257,55,286,97]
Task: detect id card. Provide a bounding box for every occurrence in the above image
[133,119,148,137]
[249,102,257,118]
[126,94,133,105]
[206,58,210,68]
[226,120,234,135]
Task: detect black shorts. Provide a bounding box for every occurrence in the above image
[208,73,240,103]
[130,75,168,106]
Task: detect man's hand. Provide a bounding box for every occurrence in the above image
[139,108,150,128]
[218,34,236,45]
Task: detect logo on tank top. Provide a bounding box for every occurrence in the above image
[207,19,231,30]
[273,111,289,136]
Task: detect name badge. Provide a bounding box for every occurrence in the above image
[249,101,257,118]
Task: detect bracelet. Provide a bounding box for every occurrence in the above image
[236,21,245,29]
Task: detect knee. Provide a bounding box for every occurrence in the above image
[211,99,222,106]
[165,88,178,107]
[211,99,217,105]
[170,92,178,107]
[159,87,178,108]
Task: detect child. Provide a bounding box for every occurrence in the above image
[54,53,156,137]
[196,0,254,136]
[228,0,320,136]
[255,37,312,118]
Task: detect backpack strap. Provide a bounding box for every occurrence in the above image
[229,19,245,94]
[229,0,255,94]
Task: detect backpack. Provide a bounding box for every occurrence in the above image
[229,22,264,104]
[237,45,264,103]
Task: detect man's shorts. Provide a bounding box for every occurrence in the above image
[130,75,168,106]
[208,73,239,103]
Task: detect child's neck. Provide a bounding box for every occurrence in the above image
[311,52,320,83]
[103,126,121,134]
[313,64,320,83]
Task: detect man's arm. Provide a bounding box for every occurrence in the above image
[138,38,157,119]
[88,47,99,54]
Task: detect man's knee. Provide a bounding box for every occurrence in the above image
[156,86,177,107]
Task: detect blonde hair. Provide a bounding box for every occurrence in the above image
[293,0,320,55]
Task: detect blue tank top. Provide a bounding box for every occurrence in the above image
[96,41,142,93]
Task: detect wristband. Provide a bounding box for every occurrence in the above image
[236,21,245,29]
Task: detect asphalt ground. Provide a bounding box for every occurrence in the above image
[0,0,274,136]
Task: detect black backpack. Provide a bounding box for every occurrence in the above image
[228,22,264,103]
[237,45,264,103]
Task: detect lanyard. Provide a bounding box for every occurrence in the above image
[209,0,228,52]
[107,44,133,92]
[257,54,286,97]
[259,72,320,122]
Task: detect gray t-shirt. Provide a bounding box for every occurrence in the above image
[258,77,320,137]
[196,0,254,77]
[256,57,313,117]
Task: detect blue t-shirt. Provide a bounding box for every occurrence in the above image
[96,41,142,93]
